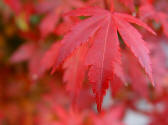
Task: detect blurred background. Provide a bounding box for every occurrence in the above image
[1,0,168,125]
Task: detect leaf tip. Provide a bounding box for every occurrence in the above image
[96,94,103,113]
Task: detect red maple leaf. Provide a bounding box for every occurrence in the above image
[4,0,22,15]
[63,42,89,99]
[10,42,47,81]
[44,6,155,112]
[123,50,149,98]
[139,2,168,37]
[35,0,84,38]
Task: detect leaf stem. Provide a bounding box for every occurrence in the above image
[103,0,114,12]
[110,0,114,12]
[103,0,109,10]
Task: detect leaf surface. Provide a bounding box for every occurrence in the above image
[46,7,154,111]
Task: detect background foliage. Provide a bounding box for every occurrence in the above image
[1,0,168,125]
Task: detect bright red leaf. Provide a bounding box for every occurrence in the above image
[49,7,155,112]
[63,42,89,99]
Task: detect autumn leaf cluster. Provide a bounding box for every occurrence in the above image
[1,0,168,124]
